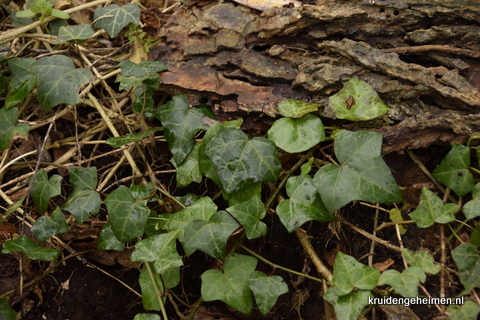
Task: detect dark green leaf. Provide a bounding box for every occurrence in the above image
[54,24,95,43]
[171,142,202,188]
[0,297,16,320]
[8,57,36,89]
[163,196,217,233]
[97,223,125,251]
[139,264,166,311]
[0,107,29,151]
[409,187,457,228]
[29,168,62,213]
[2,234,60,260]
[31,207,68,242]
[93,4,140,38]
[205,127,281,193]
[248,272,288,316]
[223,182,261,206]
[5,76,37,109]
[226,196,267,239]
[452,243,480,294]
[119,60,167,79]
[313,130,402,213]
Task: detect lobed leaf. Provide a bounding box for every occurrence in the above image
[323,288,372,320]
[2,234,60,261]
[452,243,480,294]
[97,223,125,251]
[54,24,94,43]
[171,142,202,187]
[0,107,29,151]
[332,252,380,296]
[409,187,457,228]
[31,207,68,242]
[248,272,288,316]
[378,267,426,298]
[29,168,62,213]
[93,4,140,38]
[403,248,441,275]
[446,301,480,320]
[226,196,267,239]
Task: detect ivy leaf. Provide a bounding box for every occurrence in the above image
[471,225,480,247]
[248,272,288,316]
[134,314,161,320]
[164,196,217,233]
[54,24,95,43]
[104,185,150,242]
[408,187,457,228]
[139,264,166,311]
[267,114,325,153]
[155,94,215,164]
[181,211,239,259]
[171,142,202,188]
[276,99,322,118]
[198,122,229,187]
[106,128,159,148]
[378,267,426,298]
[93,4,140,38]
[0,297,16,320]
[0,107,29,151]
[327,78,389,121]
[31,208,68,242]
[131,231,183,274]
[432,143,474,197]
[5,75,37,109]
[323,288,372,320]
[332,252,380,296]
[226,196,267,239]
[31,55,92,110]
[452,243,480,294]
[403,248,441,275]
[313,130,403,213]
[277,175,334,232]
[62,167,101,223]
[8,57,36,89]
[201,253,257,315]
[223,182,261,207]
[205,127,281,193]
[447,301,480,320]
[2,234,60,261]
[97,223,125,251]
[117,60,167,89]
[29,168,62,213]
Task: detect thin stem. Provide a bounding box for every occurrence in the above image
[145,262,168,320]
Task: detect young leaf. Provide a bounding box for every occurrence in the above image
[378,267,426,298]
[0,297,16,320]
[248,272,288,316]
[201,253,257,315]
[155,94,215,164]
[97,223,125,251]
[313,130,403,213]
[29,168,62,213]
[276,175,334,232]
[332,252,380,296]
[276,99,322,118]
[327,78,389,121]
[2,235,60,260]
[139,264,166,311]
[432,144,474,197]
[0,107,29,151]
[104,185,150,242]
[131,231,183,274]
[171,142,202,188]
[402,248,441,275]
[323,288,372,320]
[452,243,480,294]
[446,301,480,320]
[205,127,281,193]
[226,196,267,239]
[54,24,95,43]
[106,128,159,148]
[300,157,314,175]
[31,55,92,110]
[51,8,69,20]
[62,167,101,223]
[31,207,68,242]
[408,187,457,228]
[181,211,239,258]
[94,4,140,38]
[163,196,217,233]
[267,114,325,153]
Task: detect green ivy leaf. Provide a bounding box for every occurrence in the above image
[327,78,389,121]
[447,301,480,320]
[2,234,60,261]
[8,57,36,89]
[139,264,166,311]
[93,4,140,38]
[131,231,183,274]
[163,196,217,233]
[223,182,261,207]
[198,122,228,188]
[378,267,426,298]
[332,252,380,296]
[403,248,441,275]
[300,157,314,176]
[104,185,150,242]
[205,127,281,193]
[106,128,159,148]
[5,76,37,109]
[97,223,125,251]
[201,253,257,315]
[226,196,267,239]
[267,114,325,153]
[408,187,457,228]
[31,207,68,242]
[471,225,480,247]
[62,167,101,223]
[181,211,239,259]
[0,107,29,151]
[31,55,92,110]
[54,24,94,43]
[323,288,372,320]
[0,297,16,320]
[432,144,474,197]
[452,243,480,294]
[51,8,69,20]
[117,60,167,89]
[134,314,161,320]
[276,99,322,118]
[313,130,403,213]
[171,142,202,188]
[29,168,62,213]
[276,175,334,232]
[248,272,288,316]
[155,94,215,164]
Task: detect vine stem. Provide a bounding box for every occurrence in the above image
[230,240,324,283]
[145,262,168,320]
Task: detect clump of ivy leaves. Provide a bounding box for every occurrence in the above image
[1,1,480,320]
